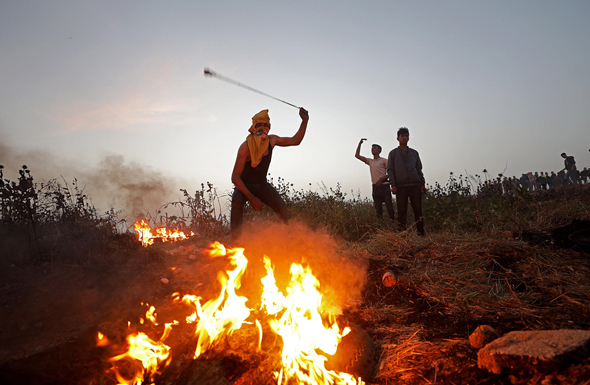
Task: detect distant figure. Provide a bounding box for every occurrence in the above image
[580,167,589,184]
[555,170,566,187]
[533,172,541,191]
[355,138,395,222]
[387,127,426,236]
[511,176,519,192]
[230,108,309,240]
[518,173,529,190]
[560,152,579,184]
[527,172,535,192]
[538,172,547,190]
[548,171,557,188]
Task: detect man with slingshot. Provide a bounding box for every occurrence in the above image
[230,107,309,240]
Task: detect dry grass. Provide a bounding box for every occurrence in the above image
[343,230,590,384]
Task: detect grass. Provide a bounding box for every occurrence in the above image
[3,164,590,263]
[345,229,590,384]
[2,165,590,384]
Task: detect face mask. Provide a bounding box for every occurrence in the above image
[254,123,270,141]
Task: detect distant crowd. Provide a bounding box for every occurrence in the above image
[481,152,589,195]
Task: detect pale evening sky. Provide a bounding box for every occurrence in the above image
[1,1,589,218]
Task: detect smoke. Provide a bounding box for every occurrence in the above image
[233,220,368,312]
[0,139,182,223]
[0,139,71,179]
[81,154,179,220]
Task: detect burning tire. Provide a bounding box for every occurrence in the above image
[325,323,379,382]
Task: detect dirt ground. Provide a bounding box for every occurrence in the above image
[1,231,589,385]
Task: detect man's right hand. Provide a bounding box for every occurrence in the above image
[299,107,309,121]
[249,196,263,211]
[391,186,397,194]
[359,138,367,144]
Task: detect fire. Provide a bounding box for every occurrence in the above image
[108,332,172,385]
[100,304,177,385]
[176,241,251,358]
[262,261,360,385]
[133,219,193,247]
[100,242,364,385]
[96,331,109,347]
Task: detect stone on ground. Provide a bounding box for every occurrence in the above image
[478,329,590,374]
[469,325,499,349]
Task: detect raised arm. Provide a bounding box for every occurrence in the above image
[273,107,309,147]
[355,138,368,163]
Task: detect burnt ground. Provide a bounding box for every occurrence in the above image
[1,232,590,385]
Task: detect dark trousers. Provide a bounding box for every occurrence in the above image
[231,182,288,240]
[395,185,424,235]
[565,170,579,184]
[372,184,395,221]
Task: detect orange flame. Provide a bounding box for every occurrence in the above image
[96,331,110,347]
[262,262,362,385]
[177,241,251,358]
[133,220,193,247]
[101,242,364,385]
[108,332,172,385]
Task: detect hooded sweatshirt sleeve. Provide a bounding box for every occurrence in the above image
[387,149,397,187]
[415,151,425,185]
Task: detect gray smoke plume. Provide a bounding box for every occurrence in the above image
[82,154,179,220]
[0,139,182,223]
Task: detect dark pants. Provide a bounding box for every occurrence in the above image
[231,182,288,240]
[396,185,424,235]
[566,170,579,184]
[372,184,395,221]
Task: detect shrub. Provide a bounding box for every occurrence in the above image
[0,165,123,263]
[239,176,386,241]
[157,182,230,239]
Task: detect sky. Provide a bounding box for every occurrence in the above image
[1,0,589,219]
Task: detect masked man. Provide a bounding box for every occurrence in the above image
[231,107,309,240]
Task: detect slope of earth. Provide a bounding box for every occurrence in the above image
[0,231,589,384]
[345,232,590,384]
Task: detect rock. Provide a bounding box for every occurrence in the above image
[469,325,499,349]
[477,329,590,374]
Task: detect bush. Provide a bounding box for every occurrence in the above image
[157,182,230,239]
[424,172,590,235]
[239,176,387,241]
[0,165,123,263]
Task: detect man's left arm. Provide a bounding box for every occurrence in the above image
[387,150,397,193]
[273,108,309,147]
[416,151,427,193]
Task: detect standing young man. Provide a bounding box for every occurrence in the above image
[560,152,579,184]
[231,107,309,240]
[355,138,395,222]
[387,127,426,236]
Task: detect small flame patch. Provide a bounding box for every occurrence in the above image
[133,220,193,247]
